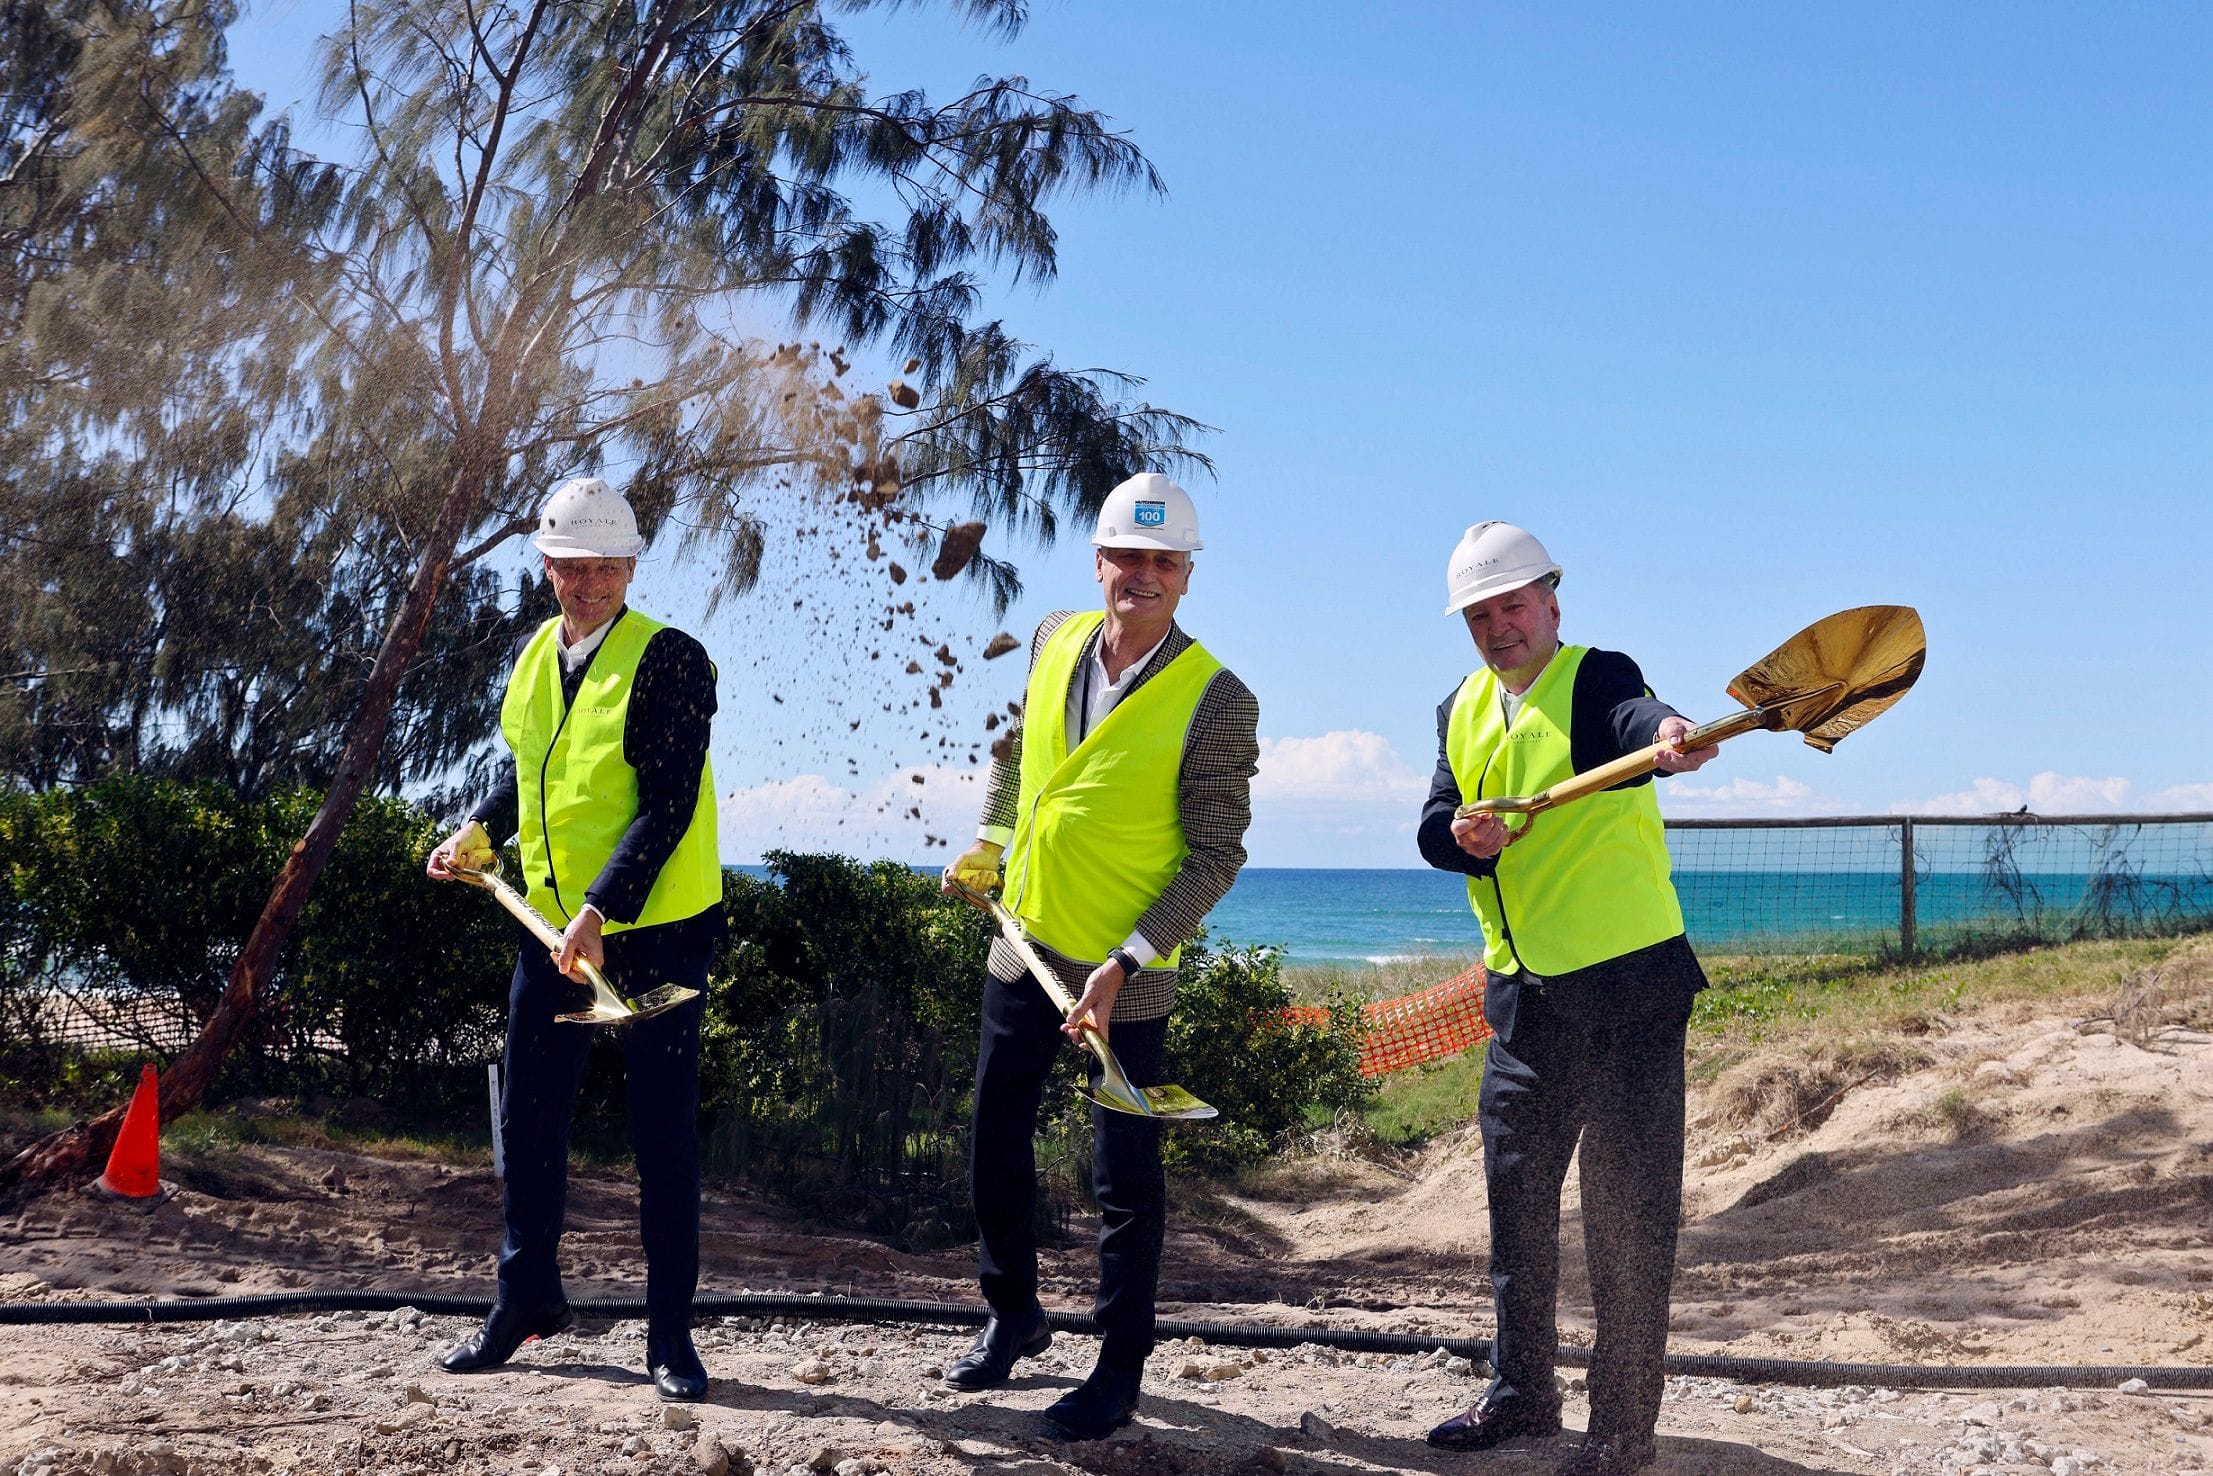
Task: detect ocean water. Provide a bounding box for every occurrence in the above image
[1203,868,1486,963]
[1203,867,2213,966]
[734,852,2213,967]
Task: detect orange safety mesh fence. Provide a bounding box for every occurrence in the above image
[1286,964,1492,1077]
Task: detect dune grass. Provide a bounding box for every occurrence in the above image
[159,1108,493,1166]
[1281,952,1482,1007]
[15,935,2197,1187]
[1361,1050,1487,1145]
[1692,934,2186,1043]
[1327,932,2205,1150]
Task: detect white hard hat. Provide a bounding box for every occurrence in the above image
[532,476,645,558]
[1443,521,1562,615]
[1091,472,1203,552]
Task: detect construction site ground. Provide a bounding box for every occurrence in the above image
[3,984,2212,1476]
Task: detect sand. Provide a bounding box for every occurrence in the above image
[2,992,2210,1475]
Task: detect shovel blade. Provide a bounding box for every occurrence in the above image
[555,1002,636,1026]
[625,983,702,1021]
[555,983,700,1027]
[1727,605,1926,753]
[1080,1080,1218,1120]
[1083,1082,1152,1117]
[1139,1084,1218,1121]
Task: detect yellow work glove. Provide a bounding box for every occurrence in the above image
[429,819,497,881]
[942,839,1004,897]
[452,819,496,871]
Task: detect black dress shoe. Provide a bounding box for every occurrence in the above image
[1554,1432,1657,1475]
[941,1312,1051,1391]
[1040,1362,1141,1441]
[438,1302,575,1372]
[647,1333,709,1403]
[1424,1389,1564,1451]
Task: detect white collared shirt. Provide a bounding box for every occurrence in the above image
[559,616,616,674]
[1068,628,1169,746]
[550,615,620,929]
[1498,647,1558,726]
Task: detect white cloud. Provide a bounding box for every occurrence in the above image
[2148,781,2213,809]
[1246,729,1430,867]
[1253,730,1428,806]
[1658,774,1817,811]
[2026,771,2134,811]
[1903,771,2209,816]
[718,764,986,864]
[1912,776,2030,814]
[723,729,1443,868]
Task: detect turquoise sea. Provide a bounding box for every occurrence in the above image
[1204,866,2213,965]
[1206,820,2213,964]
[737,818,2213,966]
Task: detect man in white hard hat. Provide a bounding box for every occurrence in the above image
[940,472,1258,1440]
[425,476,723,1402]
[1418,522,1717,1476]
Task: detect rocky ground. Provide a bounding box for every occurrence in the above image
[3,986,2212,1475]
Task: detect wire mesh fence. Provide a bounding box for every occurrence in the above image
[1667,812,2213,957]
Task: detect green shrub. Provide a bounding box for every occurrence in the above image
[276,792,513,1103]
[696,867,1376,1232]
[698,853,992,1245]
[0,777,1384,1242]
[1163,940,1374,1175]
[0,779,511,1113]
[0,779,276,1034]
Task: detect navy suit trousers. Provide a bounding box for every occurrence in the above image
[969,969,1168,1371]
[1478,936,1702,1442]
[494,919,709,1341]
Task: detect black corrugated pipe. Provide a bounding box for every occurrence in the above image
[3,1292,2208,1392]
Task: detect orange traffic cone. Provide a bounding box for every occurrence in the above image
[92,1063,167,1202]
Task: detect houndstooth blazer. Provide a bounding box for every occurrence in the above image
[976,609,1259,1021]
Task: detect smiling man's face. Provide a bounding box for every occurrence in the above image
[544,554,637,641]
[1095,546,1193,629]
[1463,578,1562,691]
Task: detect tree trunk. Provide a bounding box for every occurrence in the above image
[0,459,493,1197]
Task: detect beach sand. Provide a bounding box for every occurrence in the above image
[2,968,2210,1474]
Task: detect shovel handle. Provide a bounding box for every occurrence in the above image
[448,862,624,1003]
[947,881,1087,1022]
[1458,705,1777,820]
[946,881,1140,1082]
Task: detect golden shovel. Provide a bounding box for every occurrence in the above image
[448,856,700,1025]
[1458,604,1926,830]
[947,880,1217,1121]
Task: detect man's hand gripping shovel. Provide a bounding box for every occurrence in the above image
[946,879,1216,1122]
[443,847,699,1026]
[1459,604,1927,833]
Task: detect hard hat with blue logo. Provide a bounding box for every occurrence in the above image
[1091,472,1204,553]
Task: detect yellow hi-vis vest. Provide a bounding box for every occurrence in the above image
[499,611,721,932]
[1445,644,1683,976]
[1002,611,1221,966]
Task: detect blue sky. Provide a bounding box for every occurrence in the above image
[225,3,2212,866]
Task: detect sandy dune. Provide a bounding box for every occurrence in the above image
[2,982,2211,1474]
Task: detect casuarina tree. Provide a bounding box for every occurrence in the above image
[1,0,1204,1192]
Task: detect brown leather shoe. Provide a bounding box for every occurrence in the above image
[1425,1391,1565,1451]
